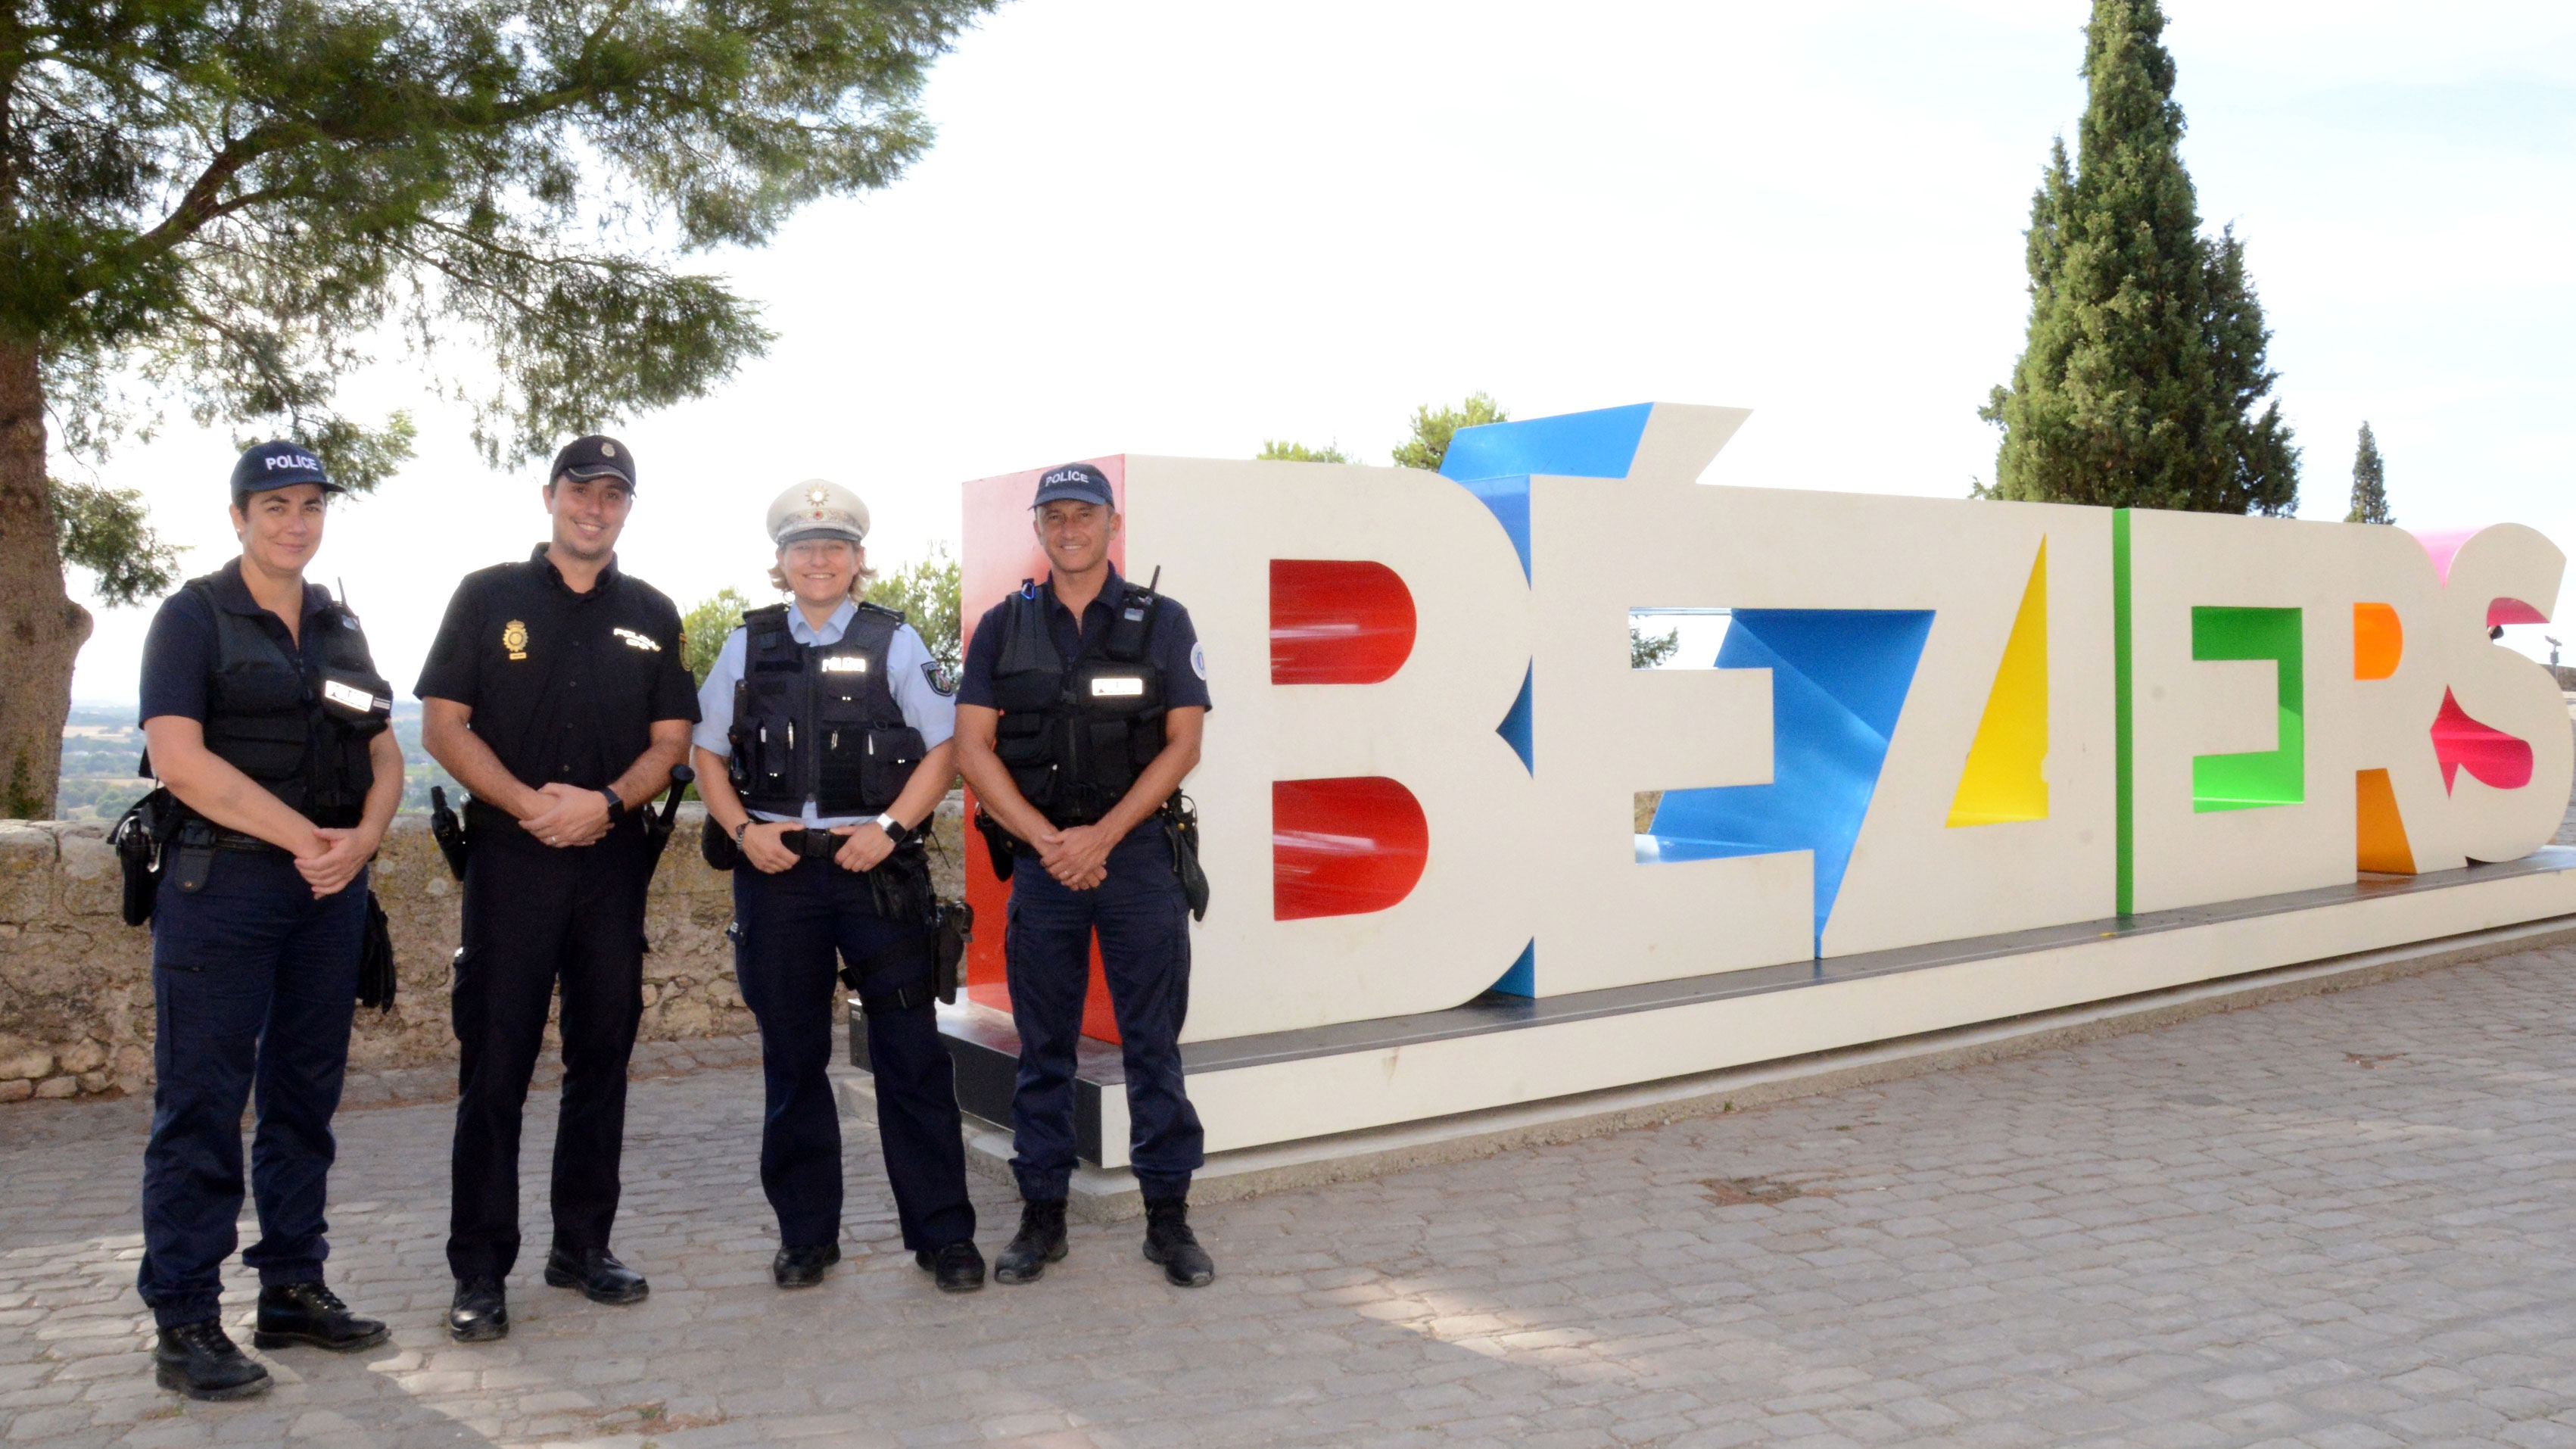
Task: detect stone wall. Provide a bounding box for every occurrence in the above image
[0,801,964,1103]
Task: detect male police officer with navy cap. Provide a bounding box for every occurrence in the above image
[132,441,403,1398]
[416,435,698,1342]
[954,462,1216,1287]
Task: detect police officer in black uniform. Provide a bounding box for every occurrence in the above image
[133,442,403,1399]
[954,463,1216,1288]
[691,480,983,1292]
[416,436,698,1341]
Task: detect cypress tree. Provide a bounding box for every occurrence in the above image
[2345,422,2392,524]
[1980,0,2299,514]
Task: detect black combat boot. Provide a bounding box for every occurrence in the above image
[447,1276,509,1343]
[153,1320,271,1401]
[913,1240,987,1293]
[1142,1197,1214,1287]
[254,1281,390,1351]
[992,1198,1069,1285]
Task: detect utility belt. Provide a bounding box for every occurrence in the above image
[715,826,972,1014]
[111,790,398,1011]
[972,792,1208,922]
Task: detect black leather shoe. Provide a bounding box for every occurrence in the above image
[543,1246,649,1305]
[447,1277,509,1343]
[154,1320,271,1401]
[993,1199,1068,1285]
[913,1239,986,1293]
[253,1281,389,1351]
[1142,1198,1214,1288]
[772,1243,841,1289]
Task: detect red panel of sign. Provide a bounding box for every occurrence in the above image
[1272,776,1430,921]
[1269,559,1417,684]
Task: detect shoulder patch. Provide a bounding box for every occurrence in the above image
[923,659,959,697]
[1190,640,1207,681]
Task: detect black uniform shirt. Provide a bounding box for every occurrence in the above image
[138,558,341,725]
[414,546,699,791]
[958,566,1213,713]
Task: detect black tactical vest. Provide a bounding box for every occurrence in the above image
[989,578,1168,827]
[184,575,393,829]
[727,601,928,818]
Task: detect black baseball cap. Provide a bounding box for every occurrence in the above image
[1031,462,1114,509]
[550,435,636,491]
[229,441,338,500]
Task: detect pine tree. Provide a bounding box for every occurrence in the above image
[1979,0,2299,515]
[2345,422,2391,524]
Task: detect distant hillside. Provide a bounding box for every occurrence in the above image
[58,702,463,823]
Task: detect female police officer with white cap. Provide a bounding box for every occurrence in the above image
[691,480,983,1292]
[131,441,403,1398]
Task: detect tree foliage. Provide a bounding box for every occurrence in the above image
[2346,422,2391,525]
[1630,624,1680,669]
[866,545,962,668]
[9,0,999,480]
[1391,391,1508,472]
[1977,0,2298,515]
[1257,440,1350,463]
[681,586,755,687]
[50,478,183,606]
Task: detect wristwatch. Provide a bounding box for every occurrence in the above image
[600,787,625,825]
[873,812,909,846]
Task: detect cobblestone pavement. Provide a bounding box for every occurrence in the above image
[5,949,2576,1449]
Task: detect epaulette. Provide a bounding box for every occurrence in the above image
[855,597,907,625]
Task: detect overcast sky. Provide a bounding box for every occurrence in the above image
[63,0,2576,703]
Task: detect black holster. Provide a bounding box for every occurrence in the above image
[357,892,396,1011]
[701,818,741,871]
[972,801,1020,880]
[428,787,470,882]
[109,787,180,927]
[1163,793,1209,922]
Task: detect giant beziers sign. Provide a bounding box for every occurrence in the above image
[952,403,2571,1158]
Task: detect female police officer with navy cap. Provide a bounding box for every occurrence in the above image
[131,441,403,1399]
[691,480,983,1292]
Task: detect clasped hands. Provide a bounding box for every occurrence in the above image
[740,819,898,875]
[517,781,616,849]
[1034,822,1115,891]
[291,825,382,899]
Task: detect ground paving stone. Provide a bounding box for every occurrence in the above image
[4,949,2576,1445]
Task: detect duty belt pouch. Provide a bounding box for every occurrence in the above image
[357,892,397,1011]
[167,823,218,898]
[701,818,742,871]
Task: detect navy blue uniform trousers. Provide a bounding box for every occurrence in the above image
[139,851,367,1329]
[1006,823,1204,1201]
[447,823,650,1280]
[733,856,973,1252]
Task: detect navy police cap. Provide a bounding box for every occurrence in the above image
[550,434,637,491]
[1031,462,1114,509]
[229,441,338,500]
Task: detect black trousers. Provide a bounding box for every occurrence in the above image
[734,855,974,1252]
[447,823,650,1281]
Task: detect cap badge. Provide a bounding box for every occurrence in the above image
[807,485,829,505]
[502,619,529,660]
[601,442,616,457]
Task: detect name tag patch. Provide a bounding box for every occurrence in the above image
[322,680,385,714]
[613,627,662,652]
[821,656,868,674]
[1090,675,1146,698]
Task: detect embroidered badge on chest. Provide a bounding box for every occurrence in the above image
[502,619,529,660]
[613,627,662,653]
[820,655,867,674]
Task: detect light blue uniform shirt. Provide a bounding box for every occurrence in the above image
[693,597,957,828]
